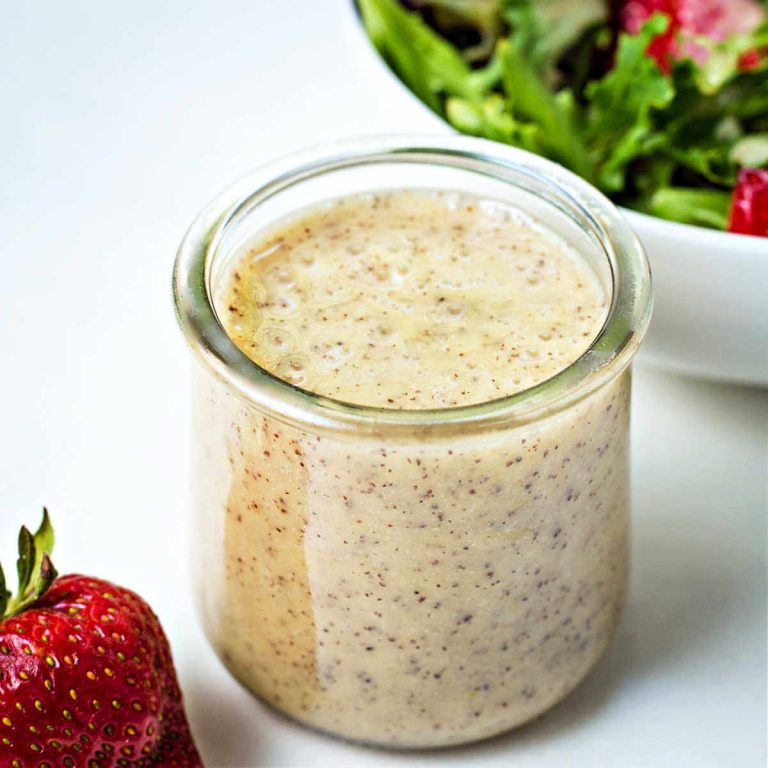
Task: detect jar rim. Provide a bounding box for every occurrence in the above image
[172,135,652,439]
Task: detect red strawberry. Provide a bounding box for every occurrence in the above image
[0,510,204,767]
[737,46,768,71]
[620,0,766,73]
[620,0,683,73]
[728,168,768,237]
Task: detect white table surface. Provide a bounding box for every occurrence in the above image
[2,2,766,766]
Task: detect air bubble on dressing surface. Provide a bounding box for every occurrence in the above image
[267,293,299,316]
[264,263,296,289]
[274,355,308,386]
[248,239,283,265]
[257,324,298,353]
[310,337,352,366]
[478,198,515,223]
[367,317,397,341]
[428,299,466,323]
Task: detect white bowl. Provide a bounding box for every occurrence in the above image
[343,2,768,386]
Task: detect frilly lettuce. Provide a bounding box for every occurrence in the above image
[359,0,768,230]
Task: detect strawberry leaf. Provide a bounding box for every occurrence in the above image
[16,526,35,600]
[0,564,10,618]
[31,508,55,585]
[2,509,58,620]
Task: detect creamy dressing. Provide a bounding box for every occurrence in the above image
[194,188,628,747]
[220,190,607,407]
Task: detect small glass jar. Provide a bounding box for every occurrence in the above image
[173,136,652,749]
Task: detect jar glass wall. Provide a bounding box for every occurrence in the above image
[173,136,652,748]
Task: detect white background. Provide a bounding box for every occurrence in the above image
[1,2,766,766]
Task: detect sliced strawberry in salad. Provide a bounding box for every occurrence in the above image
[620,0,766,73]
[728,169,768,236]
[737,45,768,71]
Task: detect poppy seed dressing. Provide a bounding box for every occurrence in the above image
[220,190,607,408]
[194,188,629,746]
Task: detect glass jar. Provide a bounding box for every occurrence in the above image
[173,136,652,748]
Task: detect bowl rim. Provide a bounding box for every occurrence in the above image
[621,206,767,250]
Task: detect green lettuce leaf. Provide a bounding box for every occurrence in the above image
[446,93,546,153]
[583,14,675,192]
[499,0,605,79]
[498,39,593,179]
[648,187,731,228]
[359,0,492,112]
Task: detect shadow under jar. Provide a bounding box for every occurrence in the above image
[173,136,652,749]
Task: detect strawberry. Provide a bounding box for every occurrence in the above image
[0,510,204,767]
[728,168,768,236]
[737,47,767,71]
[620,0,766,73]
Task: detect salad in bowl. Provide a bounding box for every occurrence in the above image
[354,0,768,384]
[359,0,768,234]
